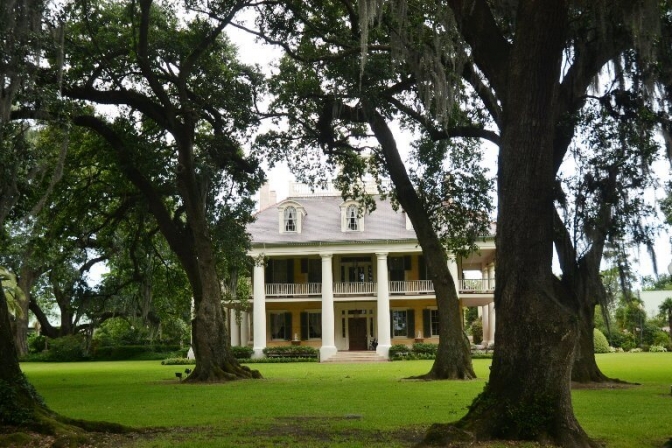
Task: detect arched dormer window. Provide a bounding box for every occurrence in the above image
[346,205,358,230]
[284,207,297,232]
[340,200,364,232]
[277,200,305,234]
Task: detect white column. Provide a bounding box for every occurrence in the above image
[376,252,391,358]
[229,309,240,346]
[320,253,337,361]
[488,264,496,290]
[448,258,460,291]
[481,304,490,346]
[488,301,496,345]
[240,310,250,346]
[252,260,266,358]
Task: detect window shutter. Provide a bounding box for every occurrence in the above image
[419,256,427,280]
[423,309,431,338]
[284,312,293,341]
[265,260,273,283]
[300,312,309,340]
[407,309,415,338]
[404,255,412,271]
[287,259,295,283]
[300,258,308,273]
[389,311,394,337]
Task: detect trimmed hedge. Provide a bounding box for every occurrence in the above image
[262,346,319,359]
[389,342,493,361]
[232,346,254,359]
[92,344,182,361]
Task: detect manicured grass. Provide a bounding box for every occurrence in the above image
[21,353,672,447]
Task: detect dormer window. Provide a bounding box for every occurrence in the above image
[285,207,297,232]
[340,200,364,232]
[346,205,358,230]
[278,200,305,234]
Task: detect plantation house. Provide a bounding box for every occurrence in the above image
[230,182,496,361]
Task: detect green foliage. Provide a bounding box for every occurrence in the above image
[593,328,610,353]
[0,374,45,426]
[652,330,671,347]
[647,345,668,352]
[470,318,483,345]
[45,335,87,362]
[161,358,195,366]
[262,346,318,358]
[91,345,181,361]
[93,318,150,346]
[388,344,411,359]
[243,357,318,363]
[231,346,253,360]
[411,343,438,355]
[27,334,46,353]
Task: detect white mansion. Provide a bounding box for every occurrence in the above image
[229,182,496,361]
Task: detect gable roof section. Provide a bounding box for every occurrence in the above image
[248,195,417,245]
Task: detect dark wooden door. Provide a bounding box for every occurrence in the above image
[348,318,368,351]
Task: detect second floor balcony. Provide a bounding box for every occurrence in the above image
[263,278,494,298]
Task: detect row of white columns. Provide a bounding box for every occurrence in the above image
[248,253,473,360]
[250,252,395,360]
[480,302,496,346]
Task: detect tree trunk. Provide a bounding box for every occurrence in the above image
[423,2,597,445]
[367,109,475,380]
[572,301,618,383]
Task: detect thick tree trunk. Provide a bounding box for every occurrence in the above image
[367,109,474,380]
[424,2,596,446]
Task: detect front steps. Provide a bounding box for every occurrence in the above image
[322,350,388,363]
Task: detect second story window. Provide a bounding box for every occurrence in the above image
[346,205,358,230]
[285,207,297,232]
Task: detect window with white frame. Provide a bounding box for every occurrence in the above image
[346,205,358,230]
[429,309,440,337]
[340,201,363,232]
[392,310,408,337]
[278,201,305,234]
[284,206,297,232]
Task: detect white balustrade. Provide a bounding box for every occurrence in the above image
[333,282,376,295]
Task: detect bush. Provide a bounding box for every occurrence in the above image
[243,357,318,363]
[262,346,319,358]
[593,328,610,353]
[162,358,195,365]
[91,344,182,361]
[652,330,671,347]
[45,335,87,362]
[412,343,438,355]
[232,346,254,359]
[27,334,46,353]
[648,345,668,352]
[470,318,483,345]
[388,344,411,360]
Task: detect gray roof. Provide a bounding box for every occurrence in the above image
[248,195,417,246]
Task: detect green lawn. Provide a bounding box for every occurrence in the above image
[21,353,672,447]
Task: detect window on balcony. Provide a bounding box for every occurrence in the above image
[266,259,294,283]
[270,311,292,340]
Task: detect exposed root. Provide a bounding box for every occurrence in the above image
[182,363,262,383]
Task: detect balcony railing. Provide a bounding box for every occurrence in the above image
[263,279,494,298]
[460,279,495,293]
[390,280,434,294]
[265,282,322,297]
[333,282,376,295]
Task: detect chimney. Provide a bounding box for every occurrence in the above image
[259,183,277,210]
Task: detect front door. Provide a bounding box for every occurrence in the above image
[348,318,368,350]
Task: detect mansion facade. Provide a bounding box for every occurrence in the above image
[230,183,496,361]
